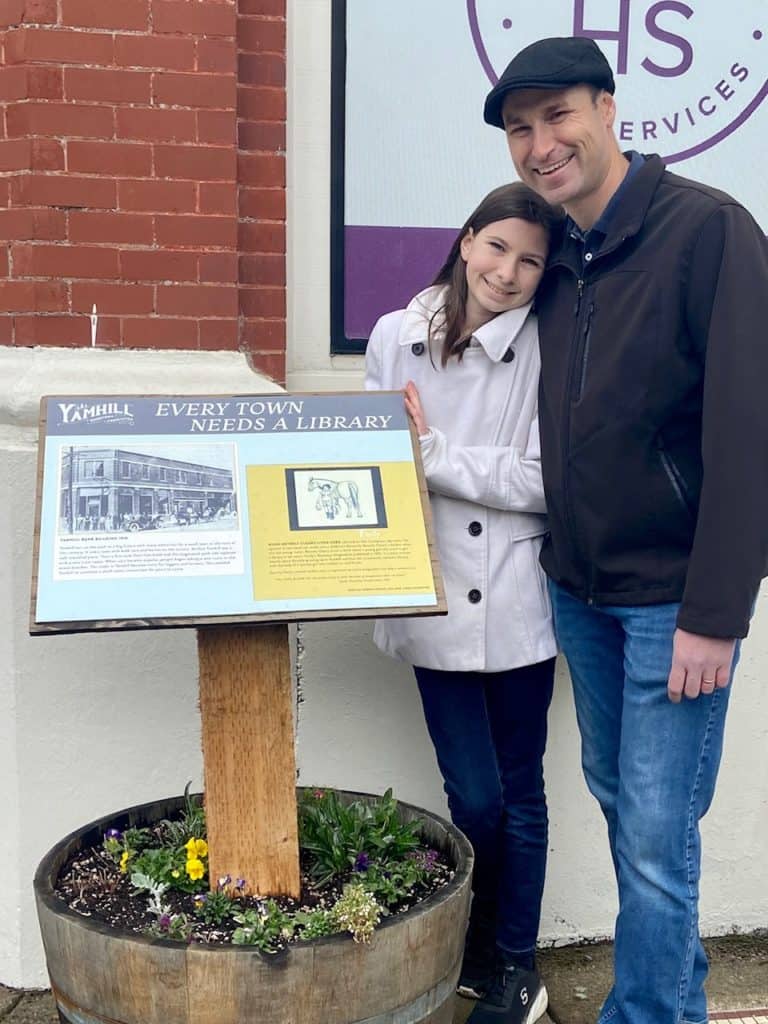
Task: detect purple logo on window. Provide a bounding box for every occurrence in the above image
[468,1,766,163]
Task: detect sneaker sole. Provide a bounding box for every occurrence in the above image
[524,985,549,1024]
[456,982,486,1000]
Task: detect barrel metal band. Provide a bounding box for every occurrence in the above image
[53,984,125,1024]
[53,959,460,1024]
[356,960,460,1024]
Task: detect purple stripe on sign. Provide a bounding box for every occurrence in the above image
[344,225,456,340]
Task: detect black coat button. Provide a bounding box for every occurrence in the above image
[468,521,482,536]
[411,342,425,356]
[468,589,482,603]
[502,348,515,363]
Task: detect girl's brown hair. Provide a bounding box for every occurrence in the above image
[429,183,563,366]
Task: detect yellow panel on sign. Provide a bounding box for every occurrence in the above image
[247,462,436,602]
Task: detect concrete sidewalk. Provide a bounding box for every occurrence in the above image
[2,934,766,1024]
[455,934,768,1024]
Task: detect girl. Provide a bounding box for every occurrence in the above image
[365,183,561,1024]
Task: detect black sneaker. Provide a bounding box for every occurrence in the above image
[456,904,497,999]
[466,964,548,1024]
[457,958,496,1000]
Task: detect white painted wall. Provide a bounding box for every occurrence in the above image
[287,0,768,952]
[0,347,281,988]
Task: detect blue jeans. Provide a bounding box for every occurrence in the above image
[549,581,736,1024]
[414,659,555,958]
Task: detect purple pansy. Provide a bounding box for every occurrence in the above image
[353,852,370,872]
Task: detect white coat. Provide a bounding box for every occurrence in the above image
[365,286,557,672]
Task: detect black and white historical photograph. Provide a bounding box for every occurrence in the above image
[57,444,239,535]
[285,466,387,531]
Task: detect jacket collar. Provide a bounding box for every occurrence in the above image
[549,153,666,270]
[398,285,534,363]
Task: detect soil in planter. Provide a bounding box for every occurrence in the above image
[54,835,454,948]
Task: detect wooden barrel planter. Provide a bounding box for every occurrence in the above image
[35,790,473,1024]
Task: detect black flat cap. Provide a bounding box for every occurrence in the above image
[484,36,615,129]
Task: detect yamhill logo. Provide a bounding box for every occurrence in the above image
[469,1,766,163]
[57,401,135,427]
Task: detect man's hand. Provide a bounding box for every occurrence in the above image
[404,380,428,436]
[667,628,736,703]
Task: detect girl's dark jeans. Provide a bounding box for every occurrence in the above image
[414,658,555,957]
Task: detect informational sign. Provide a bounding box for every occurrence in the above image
[332,0,766,350]
[31,393,445,633]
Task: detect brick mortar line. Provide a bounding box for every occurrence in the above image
[3,27,285,37]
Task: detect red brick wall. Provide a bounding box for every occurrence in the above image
[237,0,285,382]
[0,0,286,381]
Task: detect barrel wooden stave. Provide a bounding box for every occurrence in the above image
[40,908,189,1024]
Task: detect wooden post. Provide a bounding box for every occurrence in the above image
[197,624,300,898]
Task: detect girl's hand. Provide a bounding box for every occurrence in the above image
[404,380,429,436]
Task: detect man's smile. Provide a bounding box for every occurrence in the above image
[534,154,574,176]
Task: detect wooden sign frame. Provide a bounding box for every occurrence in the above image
[30,391,446,635]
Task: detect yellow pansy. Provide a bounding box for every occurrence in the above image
[185,838,208,859]
[119,850,131,874]
[185,857,205,881]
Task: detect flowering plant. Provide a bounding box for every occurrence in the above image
[73,787,449,951]
[298,787,423,884]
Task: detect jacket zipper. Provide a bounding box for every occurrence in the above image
[561,275,595,600]
[552,237,628,605]
[657,440,694,518]
[574,302,595,402]
[573,277,584,316]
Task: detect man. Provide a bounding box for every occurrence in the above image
[479,35,768,1024]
